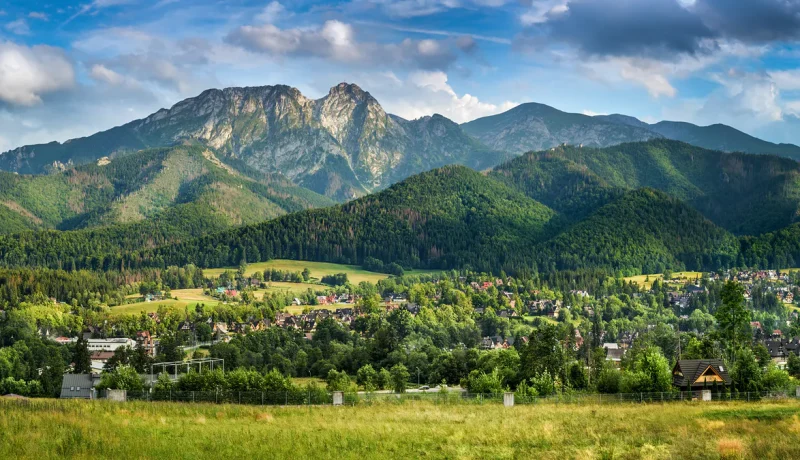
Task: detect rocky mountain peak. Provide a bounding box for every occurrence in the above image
[326,82,371,103]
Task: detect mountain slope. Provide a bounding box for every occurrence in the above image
[492,139,800,235]
[535,188,740,275]
[0,145,333,234]
[0,165,559,273]
[0,162,796,275]
[461,103,662,153]
[0,83,506,201]
[597,116,800,159]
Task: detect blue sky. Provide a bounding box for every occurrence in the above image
[1,0,800,152]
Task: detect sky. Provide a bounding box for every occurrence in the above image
[1,0,800,152]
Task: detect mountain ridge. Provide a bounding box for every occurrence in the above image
[0,83,507,202]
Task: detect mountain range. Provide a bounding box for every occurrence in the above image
[0,83,506,202]
[2,139,800,275]
[1,82,800,275]
[3,82,798,203]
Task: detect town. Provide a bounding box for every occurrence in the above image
[3,264,796,402]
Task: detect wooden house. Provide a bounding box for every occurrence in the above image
[672,359,731,391]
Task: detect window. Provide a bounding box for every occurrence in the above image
[70,386,75,391]
[77,387,81,391]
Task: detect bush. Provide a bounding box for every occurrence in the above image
[530,371,556,396]
[356,364,378,391]
[596,368,621,394]
[376,368,392,390]
[762,365,790,391]
[464,369,504,394]
[390,364,410,393]
[97,365,144,391]
[326,369,352,392]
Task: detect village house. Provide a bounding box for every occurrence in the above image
[672,359,731,392]
[86,338,135,352]
[136,331,157,357]
[90,351,115,373]
[603,343,624,366]
[763,336,800,368]
[60,374,100,400]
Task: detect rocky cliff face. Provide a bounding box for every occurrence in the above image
[0,83,504,201]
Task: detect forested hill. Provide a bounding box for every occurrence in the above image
[0,145,333,235]
[534,188,741,274]
[3,140,800,275]
[0,166,559,273]
[491,139,800,235]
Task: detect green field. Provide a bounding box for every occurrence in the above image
[624,271,705,290]
[204,259,435,285]
[2,399,800,459]
[110,289,221,317]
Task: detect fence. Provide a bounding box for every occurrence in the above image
[93,389,797,407]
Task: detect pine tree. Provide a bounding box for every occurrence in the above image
[73,336,92,374]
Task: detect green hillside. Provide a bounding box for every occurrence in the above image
[0,165,558,273]
[0,146,333,234]
[492,139,800,235]
[535,189,740,275]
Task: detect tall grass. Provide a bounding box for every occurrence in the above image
[2,399,800,459]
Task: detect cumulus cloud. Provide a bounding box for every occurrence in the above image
[0,42,75,105]
[371,70,518,122]
[75,28,217,96]
[226,20,468,70]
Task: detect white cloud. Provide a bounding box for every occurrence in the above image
[256,2,287,24]
[706,70,783,123]
[226,20,463,70]
[575,41,748,99]
[28,12,48,21]
[5,19,30,35]
[769,69,800,91]
[520,0,568,26]
[786,100,800,116]
[385,70,518,122]
[89,64,125,85]
[582,109,606,116]
[0,42,75,105]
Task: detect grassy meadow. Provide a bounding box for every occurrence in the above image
[624,271,705,290]
[2,399,800,459]
[110,289,221,317]
[204,259,437,285]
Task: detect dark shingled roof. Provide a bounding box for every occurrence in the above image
[60,374,95,399]
[672,359,731,388]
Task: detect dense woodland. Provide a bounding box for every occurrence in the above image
[2,141,800,278]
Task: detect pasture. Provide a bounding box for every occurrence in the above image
[204,259,436,285]
[110,289,220,317]
[2,398,800,459]
[624,271,705,290]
